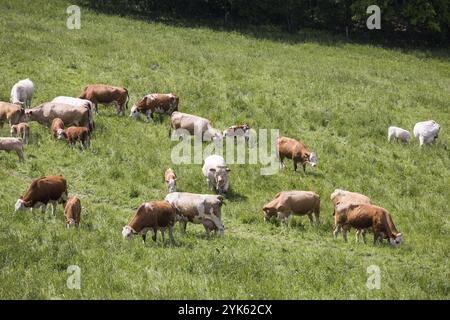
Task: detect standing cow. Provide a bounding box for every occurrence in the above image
[165,192,225,237]
[0,102,27,127]
[79,84,129,115]
[413,120,441,146]
[388,126,411,144]
[277,136,317,172]
[0,137,24,161]
[164,168,177,193]
[64,195,81,228]
[130,93,179,121]
[263,191,320,227]
[10,123,30,144]
[10,79,34,107]
[15,175,68,216]
[202,155,231,194]
[170,112,222,142]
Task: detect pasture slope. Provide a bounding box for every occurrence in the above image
[0,0,449,299]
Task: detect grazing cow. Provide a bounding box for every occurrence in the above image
[10,123,30,144]
[130,93,179,121]
[330,189,372,242]
[51,118,65,139]
[64,195,81,228]
[122,201,176,246]
[388,126,411,144]
[223,124,250,141]
[10,79,34,107]
[79,84,129,115]
[334,204,403,247]
[0,137,24,161]
[170,112,222,142]
[202,155,231,194]
[26,103,93,131]
[165,192,225,237]
[57,126,91,149]
[277,136,317,172]
[164,168,177,193]
[52,96,97,113]
[15,175,68,216]
[0,102,27,127]
[263,191,320,227]
[413,120,441,146]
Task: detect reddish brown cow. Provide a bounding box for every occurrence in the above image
[15,175,68,216]
[130,93,179,121]
[277,136,317,172]
[122,201,176,246]
[64,195,81,228]
[57,126,90,149]
[79,84,129,115]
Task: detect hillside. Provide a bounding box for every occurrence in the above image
[0,0,449,299]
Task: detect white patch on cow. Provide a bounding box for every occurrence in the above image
[122,226,134,240]
[309,152,317,167]
[167,179,176,193]
[144,202,153,210]
[15,199,26,212]
[389,234,403,247]
[130,105,139,118]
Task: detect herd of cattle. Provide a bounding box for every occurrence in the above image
[1,79,443,247]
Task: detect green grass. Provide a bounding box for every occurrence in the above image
[0,0,449,299]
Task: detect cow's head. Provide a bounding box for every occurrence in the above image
[129,105,140,119]
[122,226,135,240]
[262,206,278,222]
[66,218,77,228]
[14,198,27,212]
[389,233,403,247]
[56,129,67,140]
[10,125,18,136]
[210,167,230,194]
[167,178,177,193]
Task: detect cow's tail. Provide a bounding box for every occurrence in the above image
[124,88,129,110]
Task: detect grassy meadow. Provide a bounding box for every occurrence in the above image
[0,0,449,299]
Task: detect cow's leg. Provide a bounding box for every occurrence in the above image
[16,149,24,161]
[419,135,425,146]
[333,225,341,240]
[142,233,147,246]
[161,228,165,245]
[361,229,367,244]
[41,204,47,213]
[203,224,211,239]
[342,227,348,242]
[151,229,157,245]
[314,209,320,226]
[307,213,314,226]
[293,161,297,171]
[146,110,153,122]
[180,220,187,233]
[169,225,175,245]
[278,212,289,228]
[302,162,306,173]
[355,230,360,242]
[50,201,57,217]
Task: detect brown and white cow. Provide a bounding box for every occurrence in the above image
[277,136,317,172]
[10,123,30,144]
[130,93,179,121]
[334,204,403,247]
[122,201,176,246]
[164,192,225,237]
[263,191,320,227]
[15,175,68,216]
[0,102,27,127]
[51,118,65,139]
[0,137,24,161]
[57,126,91,149]
[79,84,129,115]
[64,195,81,228]
[164,168,177,193]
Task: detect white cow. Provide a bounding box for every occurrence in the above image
[52,96,97,113]
[388,126,411,144]
[170,112,222,142]
[413,120,441,146]
[10,79,34,107]
[202,155,231,194]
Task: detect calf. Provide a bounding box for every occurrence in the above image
[202,155,231,194]
[15,175,68,216]
[10,79,34,107]
[263,191,320,227]
[51,118,65,139]
[0,102,27,127]
[165,192,225,237]
[10,123,30,144]
[335,204,403,247]
[79,84,129,115]
[413,120,441,146]
[388,126,411,144]
[170,112,222,142]
[57,126,91,149]
[130,93,179,121]
[64,195,81,228]
[277,136,317,172]
[122,201,176,246]
[223,124,250,141]
[164,168,177,193]
[0,137,24,161]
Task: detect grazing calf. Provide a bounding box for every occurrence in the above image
[130,93,179,121]
[202,155,231,195]
[223,124,250,141]
[0,137,24,161]
[0,102,27,127]
[51,118,65,139]
[335,204,403,247]
[263,191,320,227]
[388,126,411,144]
[10,123,30,144]
[122,201,176,246]
[413,120,441,146]
[57,126,90,149]
[64,195,81,228]
[170,112,222,142]
[79,84,129,115]
[15,175,68,216]
[164,168,177,193]
[10,79,34,107]
[277,136,317,172]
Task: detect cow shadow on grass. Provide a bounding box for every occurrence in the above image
[224,189,247,202]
